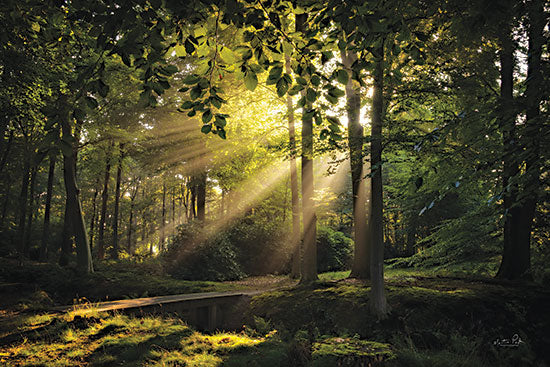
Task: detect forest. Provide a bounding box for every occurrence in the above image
[0,0,549,366]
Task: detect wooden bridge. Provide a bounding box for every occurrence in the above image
[53,290,261,331]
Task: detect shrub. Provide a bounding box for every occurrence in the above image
[316,226,353,273]
[163,222,245,281]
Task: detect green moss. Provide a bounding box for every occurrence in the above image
[312,337,395,366]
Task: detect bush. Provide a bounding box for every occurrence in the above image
[316,226,353,273]
[228,217,291,275]
[163,222,245,281]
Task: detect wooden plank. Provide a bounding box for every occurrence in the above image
[53,290,250,314]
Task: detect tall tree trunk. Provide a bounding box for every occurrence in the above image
[285,53,301,279]
[296,13,318,284]
[516,0,544,279]
[40,154,56,261]
[23,165,37,256]
[161,180,166,250]
[60,97,93,273]
[127,181,138,255]
[171,187,176,227]
[190,181,197,219]
[343,49,370,279]
[0,129,13,174]
[88,177,100,254]
[369,47,388,318]
[197,173,206,221]
[496,26,521,279]
[59,200,72,266]
[0,184,11,232]
[17,154,30,260]
[97,142,113,260]
[111,143,124,260]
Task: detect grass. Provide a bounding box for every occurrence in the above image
[1,258,549,366]
[0,312,283,366]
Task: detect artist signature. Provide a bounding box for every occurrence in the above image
[492,334,524,348]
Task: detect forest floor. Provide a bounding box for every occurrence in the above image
[1,258,549,366]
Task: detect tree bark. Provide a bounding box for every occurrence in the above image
[343,49,370,279]
[161,180,166,250]
[111,143,124,259]
[88,177,100,255]
[127,180,138,254]
[97,141,113,260]
[285,54,301,279]
[496,25,521,279]
[197,173,206,221]
[296,13,318,284]
[40,154,56,261]
[23,165,37,256]
[17,154,30,260]
[0,129,13,175]
[60,97,93,273]
[369,47,388,318]
[59,199,72,266]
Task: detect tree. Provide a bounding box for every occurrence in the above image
[343,49,370,279]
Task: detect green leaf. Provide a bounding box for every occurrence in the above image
[276,77,289,97]
[220,47,237,64]
[183,75,200,84]
[296,77,308,85]
[218,128,227,139]
[306,88,317,102]
[311,74,321,86]
[336,69,349,84]
[268,66,283,83]
[184,38,195,54]
[190,86,202,100]
[181,101,194,109]
[201,124,212,134]
[188,110,197,117]
[288,84,304,95]
[202,109,213,123]
[214,114,227,128]
[244,71,258,91]
[211,97,222,109]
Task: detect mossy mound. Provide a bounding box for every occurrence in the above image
[312,337,395,366]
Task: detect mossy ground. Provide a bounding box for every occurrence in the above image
[1,259,549,366]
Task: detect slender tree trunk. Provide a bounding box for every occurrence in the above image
[285,53,301,279]
[0,129,13,175]
[40,154,56,261]
[111,143,124,260]
[161,180,166,250]
[60,97,93,273]
[296,13,318,284]
[59,200,72,266]
[97,142,113,260]
[369,47,388,318]
[127,181,138,255]
[23,165,37,256]
[190,181,197,219]
[516,0,544,279]
[17,154,30,260]
[343,49,370,279]
[197,173,206,221]
[88,177,100,254]
[0,184,11,232]
[171,187,176,227]
[496,26,521,279]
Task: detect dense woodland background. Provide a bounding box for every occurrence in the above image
[0,0,549,365]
